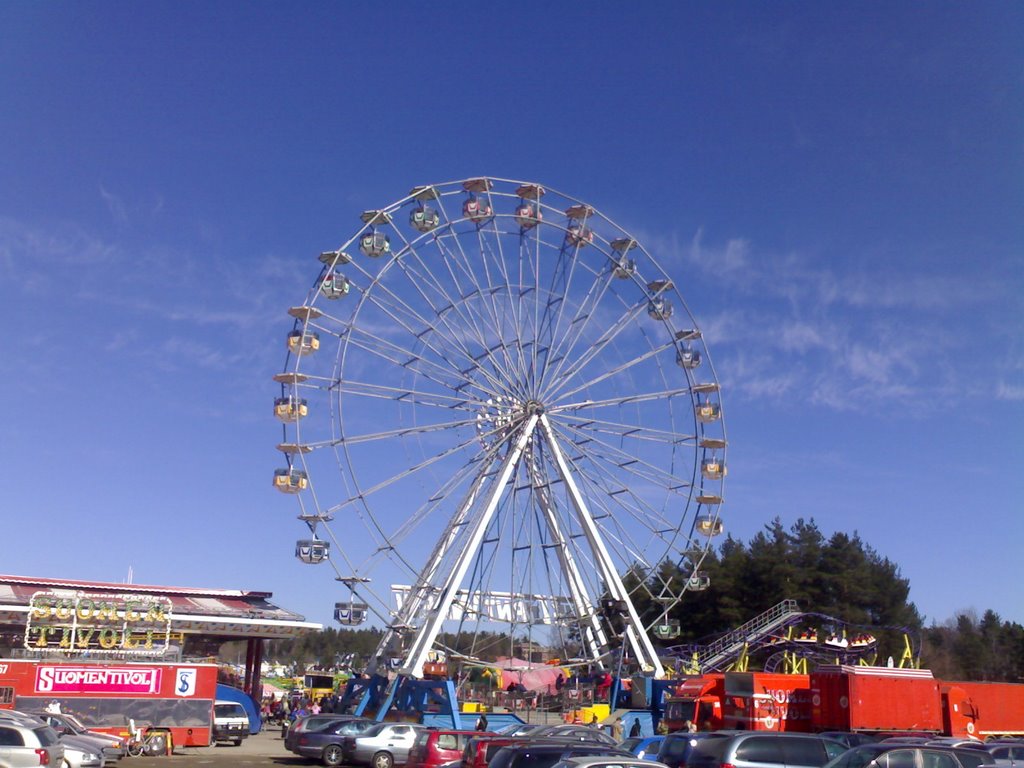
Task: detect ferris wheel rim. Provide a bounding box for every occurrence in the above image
[276,176,728,656]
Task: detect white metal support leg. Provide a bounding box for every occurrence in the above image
[539,414,665,676]
[525,449,609,668]
[399,413,541,678]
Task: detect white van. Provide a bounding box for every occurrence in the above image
[212,701,250,746]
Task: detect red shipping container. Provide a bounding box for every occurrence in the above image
[811,666,943,734]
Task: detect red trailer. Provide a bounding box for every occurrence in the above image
[812,666,951,736]
[946,681,1024,738]
[0,658,218,747]
[661,665,1024,738]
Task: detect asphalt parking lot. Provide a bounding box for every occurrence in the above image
[129,730,300,766]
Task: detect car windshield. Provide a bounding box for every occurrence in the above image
[215,704,246,718]
[685,737,730,768]
[823,746,887,768]
[60,715,87,732]
[954,751,994,768]
[498,724,538,736]
[362,723,389,737]
[338,720,375,735]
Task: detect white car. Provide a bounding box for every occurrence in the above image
[0,719,64,768]
[341,723,427,768]
[60,736,105,768]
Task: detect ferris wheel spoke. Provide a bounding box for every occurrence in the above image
[538,298,654,403]
[536,256,616,395]
[344,325,503,401]
[533,226,622,395]
[554,411,698,446]
[341,417,479,446]
[341,246,514,394]
[550,387,696,412]
[384,435,512,559]
[548,336,680,405]
[539,434,681,562]
[354,447,501,598]
[480,221,534,392]
[430,231,529,397]
[352,278,507,393]
[553,419,693,501]
[386,235,521,390]
[337,423,493,505]
[476,231,536,394]
[334,378,476,412]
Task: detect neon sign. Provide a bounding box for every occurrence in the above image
[24,591,173,656]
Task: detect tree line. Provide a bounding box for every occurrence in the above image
[260,518,1024,682]
[630,517,1023,681]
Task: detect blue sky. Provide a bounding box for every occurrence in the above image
[1,3,1021,633]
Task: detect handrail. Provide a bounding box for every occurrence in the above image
[695,599,802,670]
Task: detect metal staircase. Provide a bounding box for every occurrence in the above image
[688,599,804,673]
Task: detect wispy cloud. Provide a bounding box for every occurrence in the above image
[99,184,129,227]
[996,382,1024,401]
[635,225,1021,416]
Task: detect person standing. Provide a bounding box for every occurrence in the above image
[476,714,489,731]
[611,717,624,741]
[629,718,642,738]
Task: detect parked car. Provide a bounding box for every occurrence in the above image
[289,718,376,766]
[823,743,996,768]
[657,733,730,768]
[341,722,427,768]
[526,726,618,746]
[495,725,541,737]
[685,732,847,768]
[927,740,989,752]
[986,743,1024,765]
[819,734,881,750]
[552,757,673,768]
[620,736,666,762]
[26,713,125,762]
[460,735,533,768]
[0,719,64,768]
[59,736,104,768]
[286,714,364,753]
[408,730,488,768]
[487,740,634,768]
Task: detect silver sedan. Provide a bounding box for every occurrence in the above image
[341,723,427,768]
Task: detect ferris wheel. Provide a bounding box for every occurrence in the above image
[273,177,728,679]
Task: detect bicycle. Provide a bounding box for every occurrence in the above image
[126,721,168,757]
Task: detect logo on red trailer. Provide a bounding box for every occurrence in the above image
[174,668,198,697]
[35,666,162,694]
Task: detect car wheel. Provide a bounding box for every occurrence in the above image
[322,744,344,767]
[372,751,394,768]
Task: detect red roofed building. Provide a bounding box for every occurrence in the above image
[0,573,321,699]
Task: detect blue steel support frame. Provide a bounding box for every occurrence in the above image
[349,675,461,727]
